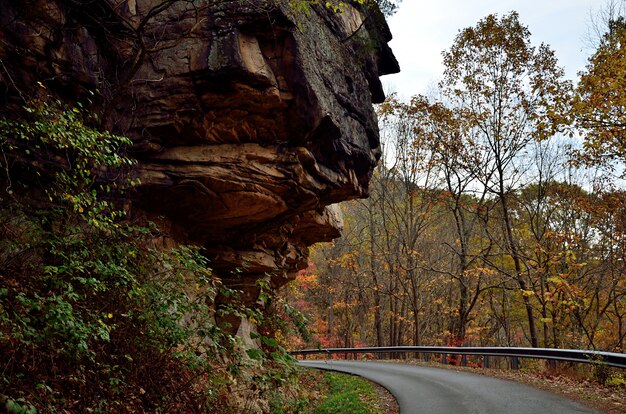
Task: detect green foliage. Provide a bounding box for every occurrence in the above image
[605,372,626,387]
[287,0,401,17]
[269,393,311,414]
[313,372,380,414]
[268,368,383,414]
[266,367,321,414]
[0,98,298,412]
[0,99,140,367]
[1,396,37,414]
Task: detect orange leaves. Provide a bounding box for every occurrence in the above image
[573,21,626,170]
[441,12,572,148]
[286,11,626,352]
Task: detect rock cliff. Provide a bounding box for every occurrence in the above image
[0,0,398,319]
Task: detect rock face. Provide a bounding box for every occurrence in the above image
[0,0,398,314]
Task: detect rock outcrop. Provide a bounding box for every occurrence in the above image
[0,0,398,316]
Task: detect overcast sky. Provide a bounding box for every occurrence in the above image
[381,0,605,98]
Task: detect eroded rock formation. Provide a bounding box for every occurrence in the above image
[0,0,398,317]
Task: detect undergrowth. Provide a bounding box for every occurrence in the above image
[312,372,381,414]
[0,97,301,413]
[266,368,384,414]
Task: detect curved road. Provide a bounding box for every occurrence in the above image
[300,360,598,414]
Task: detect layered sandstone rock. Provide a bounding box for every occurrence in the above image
[0,0,398,312]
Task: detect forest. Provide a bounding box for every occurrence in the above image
[286,10,626,354]
[0,0,625,412]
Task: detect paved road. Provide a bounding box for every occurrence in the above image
[299,360,598,414]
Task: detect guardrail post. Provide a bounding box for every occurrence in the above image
[484,355,489,368]
[461,354,467,367]
[353,351,357,360]
[511,356,519,370]
[547,359,557,370]
[442,353,447,365]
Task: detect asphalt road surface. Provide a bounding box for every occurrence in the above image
[300,360,599,414]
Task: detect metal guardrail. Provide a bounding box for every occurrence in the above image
[290,346,626,369]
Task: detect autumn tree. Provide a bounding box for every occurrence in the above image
[394,95,495,343]
[573,9,626,171]
[440,12,572,347]
[376,95,442,346]
[289,10,626,355]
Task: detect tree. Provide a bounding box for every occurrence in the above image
[289,10,626,355]
[573,10,626,171]
[376,95,441,346]
[394,95,494,343]
[440,12,572,347]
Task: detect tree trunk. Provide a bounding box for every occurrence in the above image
[369,198,384,348]
[500,193,538,347]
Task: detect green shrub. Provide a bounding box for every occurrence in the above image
[0,98,250,412]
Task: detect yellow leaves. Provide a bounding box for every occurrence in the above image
[432,297,446,305]
[324,1,346,13]
[573,25,626,169]
[463,266,498,280]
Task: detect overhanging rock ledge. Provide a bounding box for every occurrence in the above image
[0,0,399,324]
